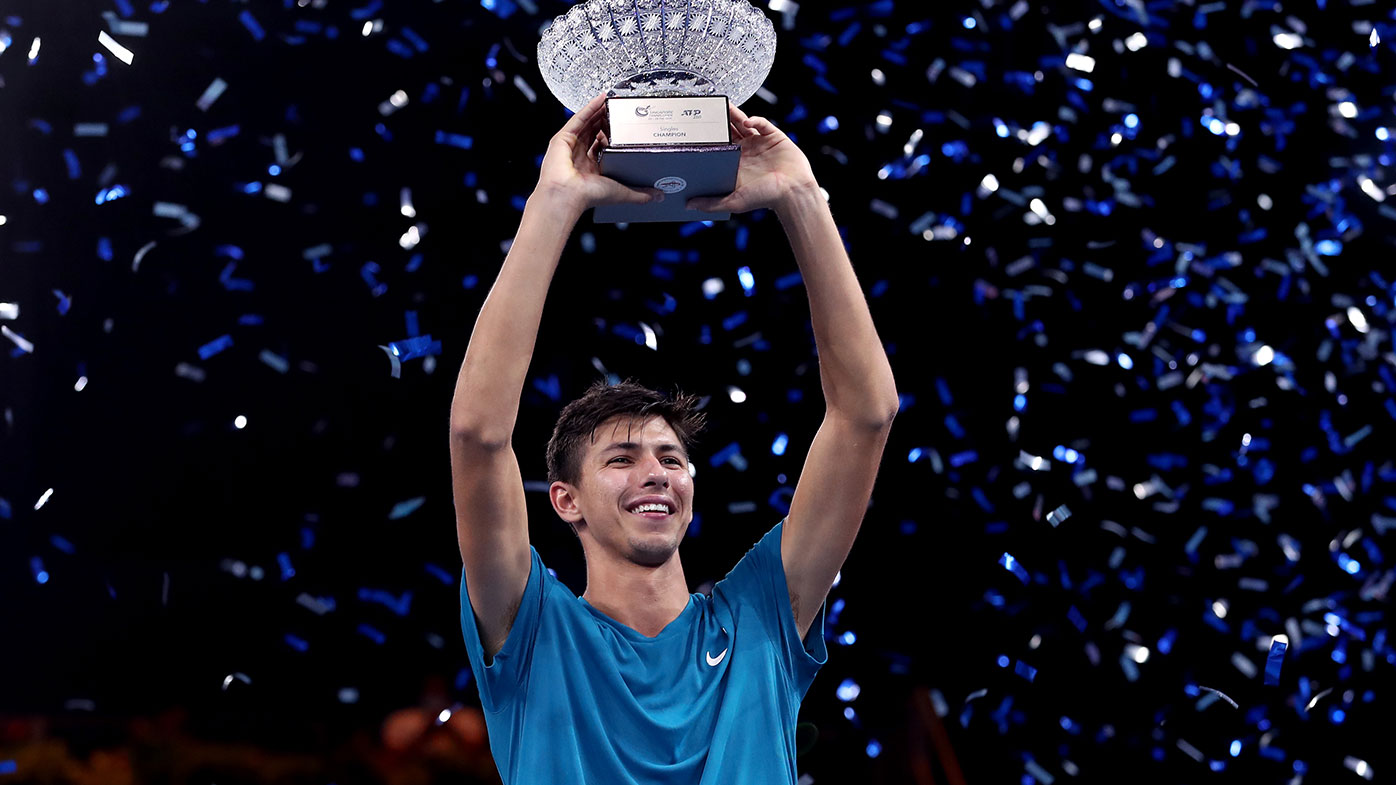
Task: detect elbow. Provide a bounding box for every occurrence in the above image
[449,422,512,451]
[871,404,899,431]
[828,402,899,432]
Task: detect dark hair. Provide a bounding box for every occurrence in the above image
[546,379,708,490]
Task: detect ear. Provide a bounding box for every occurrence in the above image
[550,480,584,524]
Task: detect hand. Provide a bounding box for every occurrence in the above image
[536,91,662,213]
[685,103,819,215]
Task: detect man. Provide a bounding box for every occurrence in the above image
[449,91,899,784]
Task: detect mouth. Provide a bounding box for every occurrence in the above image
[626,501,676,520]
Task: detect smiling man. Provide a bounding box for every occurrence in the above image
[449,92,899,785]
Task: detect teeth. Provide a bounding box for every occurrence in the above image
[631,503,670,514]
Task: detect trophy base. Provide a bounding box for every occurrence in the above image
[594,144,741,224]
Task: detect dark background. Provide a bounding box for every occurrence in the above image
[1,0,1393,783]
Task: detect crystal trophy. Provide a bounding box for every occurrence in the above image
[537,0,777,223]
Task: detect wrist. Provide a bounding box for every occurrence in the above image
[528,183,588,223]
[773,180,825,221]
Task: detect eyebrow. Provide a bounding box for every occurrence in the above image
[601,442,687,459]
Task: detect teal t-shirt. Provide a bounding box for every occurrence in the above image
[459,518,828,785]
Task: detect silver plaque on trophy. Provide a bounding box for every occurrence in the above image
[537,0,777,224]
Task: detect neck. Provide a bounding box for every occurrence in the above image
[581,548,690,638]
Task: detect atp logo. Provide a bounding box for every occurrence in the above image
[634,105,650,117]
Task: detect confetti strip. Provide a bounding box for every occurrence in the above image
[96,30,134,65]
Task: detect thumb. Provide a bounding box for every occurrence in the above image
[685,195,729,212]
[601,182,662,206]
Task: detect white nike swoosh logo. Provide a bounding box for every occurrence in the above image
[706,648,728,666]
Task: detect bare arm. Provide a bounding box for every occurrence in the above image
[450,92,656,442]
[449,196,579,443]
[450,92,655,662]
[774,185,898,422]
[688,105,898,641]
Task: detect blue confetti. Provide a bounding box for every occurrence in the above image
[999,552,1029,585]
[388,496,426,519]
[197,334,233,360]
[1264,639,1287,685]
[238,10,265,41]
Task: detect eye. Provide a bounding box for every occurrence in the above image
[664,458,683,466]
[608,456,631,464]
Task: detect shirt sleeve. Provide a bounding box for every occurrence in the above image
[717,519,829,698]
[459,545,547,713]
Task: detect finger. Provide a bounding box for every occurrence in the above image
[729,121,746,142]
[561,91,609,138]
[728,102,751,126]
[587,130,609,162]
[744,116,779,135]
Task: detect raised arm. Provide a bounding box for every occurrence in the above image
[450,92,656,661]
[689,105,899,641]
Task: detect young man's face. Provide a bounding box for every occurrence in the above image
[550,414,695,567]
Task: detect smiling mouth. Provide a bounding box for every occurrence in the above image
[627,504,675,520]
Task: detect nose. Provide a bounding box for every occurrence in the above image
[642,457,669,486]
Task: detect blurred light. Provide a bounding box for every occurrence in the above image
[35,488,54,510]
[962,17,976,29]
[1117,353,1133,370]
[728,386,747,403]
[1253,345,1275,366]
[438,708,452,723]
[1347,306,1369,333]
[1230,740,1242,757]
[1337,102,1357,119]
[74,376,88,392]
[234,415,247,429]
[836,678,861,701]
[1359,176,1386,202]
[771,433,788,455]
[1273,32,1302,49]
[1125,32,1148,50]
[1065,53,1095,72]
[736,265,754,295]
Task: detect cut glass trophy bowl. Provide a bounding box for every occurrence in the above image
[537,0,777,114]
